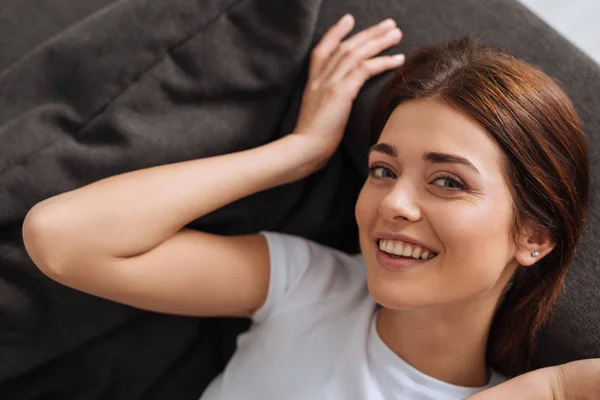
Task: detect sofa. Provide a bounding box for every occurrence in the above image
[0,0,598,398]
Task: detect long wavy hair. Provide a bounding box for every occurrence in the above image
[370,37,589,377]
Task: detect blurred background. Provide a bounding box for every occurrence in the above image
[520,0,600,64]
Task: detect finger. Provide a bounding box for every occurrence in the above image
[338,18,397,54]
[342,54,405,98]
[317,18,397,84]
[328,27,402,83]
[309,14,355,79]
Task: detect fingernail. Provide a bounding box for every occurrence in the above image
[386,29,401,39]
[393,54,405,63]
[380,18,396,28]
[340,14,353,24]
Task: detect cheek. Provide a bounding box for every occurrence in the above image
[439,202,506,245]
[355,184,381,254]
[358,179,517,309]
[370,199,517,310]
[355,184,377,231]
[432,197,515,285]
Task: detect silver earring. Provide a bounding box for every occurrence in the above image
[531,250,540,257]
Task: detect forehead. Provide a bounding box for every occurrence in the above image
[378,98,504,173]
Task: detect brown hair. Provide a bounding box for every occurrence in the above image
[371,37,589,377]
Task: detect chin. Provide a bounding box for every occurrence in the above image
[364,260,438,310]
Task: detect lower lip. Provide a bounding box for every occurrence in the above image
[376,248,433,271]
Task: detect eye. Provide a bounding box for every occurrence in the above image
[368,164,396,179]
[431,175,467,191]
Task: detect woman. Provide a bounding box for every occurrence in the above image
[22,14,599,399]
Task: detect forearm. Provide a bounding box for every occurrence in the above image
[467,367,557,400]
[25,134,322,268]
[24,13,404,282]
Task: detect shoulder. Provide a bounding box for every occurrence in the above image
[254,231,367,322]
[260,231,364,274]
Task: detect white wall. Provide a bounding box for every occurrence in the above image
[519,0,600,64]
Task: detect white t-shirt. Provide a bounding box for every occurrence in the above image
[201,232,507,400]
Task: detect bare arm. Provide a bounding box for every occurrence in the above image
[22,136,314,316]
[467,367,556,400]
[468,359,600,400]
[23,134,319,269]
[22,15,405,317]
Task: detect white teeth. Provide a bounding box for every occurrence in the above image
[393,241,404,255]
[411,247,422,259]
[386,240,395,253]
[378,239,437,259]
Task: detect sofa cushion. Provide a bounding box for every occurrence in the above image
[0,0,598,398]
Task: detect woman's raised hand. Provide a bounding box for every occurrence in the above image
[293,15,405,162]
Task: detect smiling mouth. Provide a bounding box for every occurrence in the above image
[376,239,438,260]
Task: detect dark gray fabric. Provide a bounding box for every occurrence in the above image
[0,0,598,398]
[0,0,119,71]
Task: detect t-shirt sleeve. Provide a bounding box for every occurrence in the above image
[253,231,364,324]
[253,231,310,323]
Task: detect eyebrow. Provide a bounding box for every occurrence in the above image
[369,142,480,174]
[369,143,397,157]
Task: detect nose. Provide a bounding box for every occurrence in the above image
[379,180,421,223]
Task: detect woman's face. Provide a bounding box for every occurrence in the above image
[355,97,520,310]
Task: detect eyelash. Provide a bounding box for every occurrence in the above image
[368,163,396,179]
[433,174,467,191]
[367,164,468,191]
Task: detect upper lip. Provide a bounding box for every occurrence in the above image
[374,232,439,254]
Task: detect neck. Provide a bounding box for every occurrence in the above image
[376,296,499,387]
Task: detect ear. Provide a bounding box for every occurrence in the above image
[515,224,556,267]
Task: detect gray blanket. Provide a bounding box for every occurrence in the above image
[1,0,598,398]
